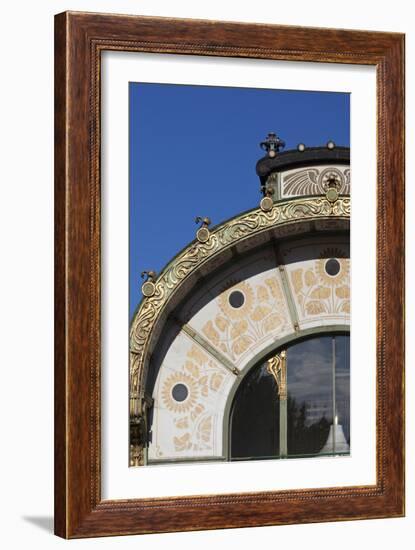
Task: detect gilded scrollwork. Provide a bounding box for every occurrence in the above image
[267,351,287,399]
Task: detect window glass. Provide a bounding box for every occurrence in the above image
[230,333,350,461]
[335,335,350,447]
[287,337,333,457]
[230,364,279,460]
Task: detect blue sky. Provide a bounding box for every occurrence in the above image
[129,83,350,318]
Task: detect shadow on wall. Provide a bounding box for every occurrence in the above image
[22,516,53,533]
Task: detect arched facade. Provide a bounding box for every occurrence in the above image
[129,139,350,466]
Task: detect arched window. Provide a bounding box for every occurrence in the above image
[230,334,350,461]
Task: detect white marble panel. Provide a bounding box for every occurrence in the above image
[285,255,350,330]
[187,267,293,370]
[148,331,234,462]
[280,164,350,198]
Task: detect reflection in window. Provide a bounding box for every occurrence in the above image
[287,337,333,457]
[230,334,350,461]
[335,335,350,445]
[230,363,279,460]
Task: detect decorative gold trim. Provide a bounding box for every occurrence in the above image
[196,227,210,243]
[326,188,339,202]
[141,281,156,297]
[260,196,274,212]
[195,216,211,243]
[267,350,287,399]
[141,270,157,297]
[130,196,350,398]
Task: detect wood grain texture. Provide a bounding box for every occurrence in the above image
[54,11,405,538]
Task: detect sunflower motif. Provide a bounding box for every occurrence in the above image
[315,258,350,287]
[161,371,198,413]
[218,281,254,320]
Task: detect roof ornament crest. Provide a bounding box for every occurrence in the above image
[260,132,285,158]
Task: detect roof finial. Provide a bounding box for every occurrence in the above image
[260,132,285,158]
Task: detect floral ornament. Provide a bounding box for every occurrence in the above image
[218,281,254,319]
[290,256,350,318]
[232,334,254,356]
[336,285,350,299]
[173,432,192,452]
[175,417,189,429]
[264,278,283,300]
[263,313,283,332]
[187,345,208,366]
[316,258,349,287]
[195,415,212,448]
[202,320,220,347]
[250,304,272,321]
[210,372,224,391]
[201,275,288,360]
[161,371,198,413]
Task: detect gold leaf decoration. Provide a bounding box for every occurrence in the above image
[263,313,282,333]
[232,334,253,356]
[291,270,303,293]
[184,360,199,378]
[218,281,254,319]
[341,301,350,313]
[154,342,232,458]
[336,285,350,299]
[230,319,248,339]
[190,403,205,421]
[210,372,224,391]
[202,321,220,346]
[187,345,208,365]
[175,417,189,429]
[250,305,272,321]
[199,375,209,397]
[265,278,283,299]
[305,270,317,286]
[310,286,331,299]
[215,315,229,332]
[173,433,192,452]
[316,257,349,287]
[161,371,198,413]
[257,285,269,302]
[197,416,212,444]
[305,301,326,315]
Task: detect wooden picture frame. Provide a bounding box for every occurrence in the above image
[54,11,405,538]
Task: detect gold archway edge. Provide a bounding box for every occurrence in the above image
[129,196,350,401]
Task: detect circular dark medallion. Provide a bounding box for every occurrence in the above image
[229,290,245,308]
[325,258,341,276]
[172,383,188,402]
